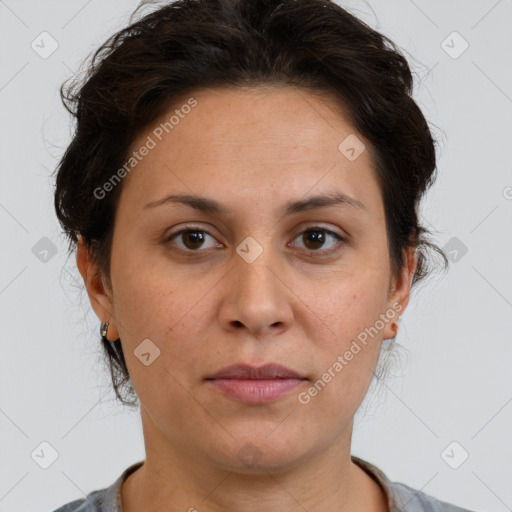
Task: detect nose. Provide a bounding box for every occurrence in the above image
[218,245,294,339]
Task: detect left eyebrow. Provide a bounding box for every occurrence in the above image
[143,191,366,215]
[283,192,366,215]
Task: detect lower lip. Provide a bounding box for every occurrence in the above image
[206,378,305,404]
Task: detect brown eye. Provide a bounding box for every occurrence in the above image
[165,228,220,252]
[292,227,345,254]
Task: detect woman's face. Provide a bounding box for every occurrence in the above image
[79,85,415,472]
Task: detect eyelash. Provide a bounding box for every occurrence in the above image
[163,225,346,256]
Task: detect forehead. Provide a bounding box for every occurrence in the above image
[118,85,382,219]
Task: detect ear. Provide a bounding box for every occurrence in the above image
[382,246,417,341]
[76,236,120,341]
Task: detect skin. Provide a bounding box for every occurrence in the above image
[77,85,416,512]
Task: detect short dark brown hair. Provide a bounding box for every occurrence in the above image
[54,0,448,407]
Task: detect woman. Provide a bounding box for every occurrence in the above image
[52,0,477,510]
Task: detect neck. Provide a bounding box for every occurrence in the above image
[120,410,389,512]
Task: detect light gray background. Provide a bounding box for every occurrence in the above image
[1,1,511,511]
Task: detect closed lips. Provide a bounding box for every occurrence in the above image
[206,363,306,380]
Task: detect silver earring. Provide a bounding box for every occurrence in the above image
[100,321,109,339]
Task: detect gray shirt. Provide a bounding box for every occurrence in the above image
[52,455,478,512]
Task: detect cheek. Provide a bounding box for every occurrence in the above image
[114,280,205,417]
[306,267,389,345]
[301,271,387,400]
[112,253,193,335]
[112,264,216,383]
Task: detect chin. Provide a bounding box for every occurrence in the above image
[201,427,317,475]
